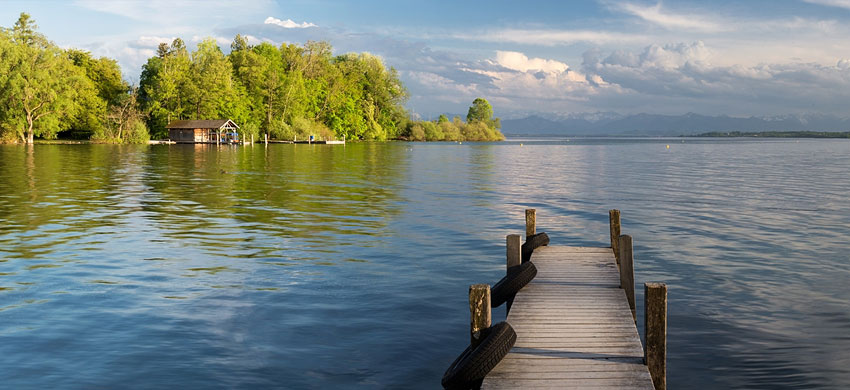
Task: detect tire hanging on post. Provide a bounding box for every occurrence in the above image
[490,261,537,308]
[441,322,517,390]
[521,232,549,263]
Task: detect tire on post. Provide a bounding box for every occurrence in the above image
[490,261,537,308]
[441,322,517,390]
[521,232,549,263]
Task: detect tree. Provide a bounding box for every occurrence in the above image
[0,13,94,143]
[98,86,148,143]
[466,98,494,124]
[187,38,237,119]
[65,49,129,138]
[140,38,191,138]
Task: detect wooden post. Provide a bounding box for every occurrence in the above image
[506,234,522,313]
[265,133,268,145]
[618,234,636,322]
[506,234,522,273]
[525,209,536,238]
[469,284,492,347]
[645,282,667,390]
[609,209,621,265]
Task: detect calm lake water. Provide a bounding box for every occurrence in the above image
[1,138,849,389]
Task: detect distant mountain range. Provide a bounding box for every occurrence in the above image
[499,113,850,136]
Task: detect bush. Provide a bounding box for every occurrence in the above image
[440,121,461,141]
[124,120,150,144]
[240,122,260,143]
[409,123,425,141]
[292,117,336,141]
[269,119,294,140]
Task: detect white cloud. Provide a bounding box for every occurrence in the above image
[405,71,478,96]
[134,36,176,48]
[615,2,728,32]
[264,16,317,29]
[455,28,646,46]
[803,0,850,10]
[581,41,850,114]
[494,51,569,73]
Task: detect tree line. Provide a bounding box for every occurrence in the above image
[0,13,146,144]
[0,13,503,144]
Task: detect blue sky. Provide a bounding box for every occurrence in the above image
[3,0,850,118]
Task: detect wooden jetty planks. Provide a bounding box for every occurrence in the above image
[481,245,655,390]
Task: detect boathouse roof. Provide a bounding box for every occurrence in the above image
[165,119,239,130]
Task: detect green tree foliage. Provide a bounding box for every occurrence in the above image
[95,86,149,143]
[0,13,98,143]
[65,49,130,139]
[466,97,501,130]
[139,39,192,138]
[1,16,502,144]
[402,99,505,141]
[0,13,148,144]
[139,37,410,141]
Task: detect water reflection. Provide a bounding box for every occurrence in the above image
[1,140,849,388]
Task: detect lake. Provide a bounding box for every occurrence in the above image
[1,138,849,389]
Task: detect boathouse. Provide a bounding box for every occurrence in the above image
[166,119,240,144]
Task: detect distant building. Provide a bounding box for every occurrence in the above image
[166,119,240,143]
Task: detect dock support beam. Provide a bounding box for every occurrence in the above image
[609,209,621,265]
[645,282,667,390]
[469,284,491,347]
[618,234,636,321]
[506,234,522,313]
[525,209,536,239]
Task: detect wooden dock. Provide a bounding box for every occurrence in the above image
[458,210,667,390]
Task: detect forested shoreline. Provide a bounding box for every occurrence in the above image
[0,13,503,144]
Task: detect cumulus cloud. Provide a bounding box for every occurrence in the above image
[581,42,850,114]
[264,16,317,29]
[494,51,569,73]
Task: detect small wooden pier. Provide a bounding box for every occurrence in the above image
[468,210,667,389]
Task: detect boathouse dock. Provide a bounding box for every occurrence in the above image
[457,209,667,389]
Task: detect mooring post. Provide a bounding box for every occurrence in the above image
[525,209,536,239]
[645,282,667,390]
[469,284,492,347]
[609,209,621,265]
[618,234,636,321]
[506,234,522,313]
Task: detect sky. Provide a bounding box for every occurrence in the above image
[2,0,850,119]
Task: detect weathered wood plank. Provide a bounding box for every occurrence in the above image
[482,377,655,389]
[482,245,653,388]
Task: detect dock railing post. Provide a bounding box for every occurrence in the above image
[618,234,636,321]
[506,234,522,314]
[525,209,536,239]
[645,282,667,390]
[609,209,621,265]
[469,284,492,347]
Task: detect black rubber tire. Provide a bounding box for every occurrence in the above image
[521,232,550,263]
[441,322,517,390]
[490,261,537,308]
